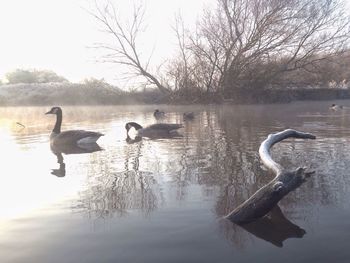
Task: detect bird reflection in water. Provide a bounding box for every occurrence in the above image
[126,135,142,144]
[126,131,183,144]
[220,205,305,247]
[50,143,103,177]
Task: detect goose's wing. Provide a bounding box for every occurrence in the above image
[54,130,104,144]
[147,123,183,131]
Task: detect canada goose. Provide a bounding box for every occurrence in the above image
[330,104,344,111]
[125,122,183,138]
[183,112,195,120]
[153,109,165,119]
[45,106,104,146]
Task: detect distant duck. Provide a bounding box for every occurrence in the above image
[330,104,344,111]
[45,106,104,146]
[125,122,183,138]
[183,112,195,121]
[153,109,165,119]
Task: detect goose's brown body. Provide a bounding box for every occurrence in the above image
[46,107,103,145]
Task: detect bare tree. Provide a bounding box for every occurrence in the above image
[167,13,217,100]
[172,14,191,93]
[188,0,350,98]
[90,0,350,100]
[167,11,224,98]
[90,1,170,94]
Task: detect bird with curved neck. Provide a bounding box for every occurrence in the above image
[125,121,183,138]
[45,106,104,146]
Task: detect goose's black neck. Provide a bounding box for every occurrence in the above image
[53,109,62,133]
[128,122,143,130]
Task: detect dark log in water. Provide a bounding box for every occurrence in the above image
[226,129,316,224]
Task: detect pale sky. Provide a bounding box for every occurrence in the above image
[0,0,210,88]
[1,0,349,89]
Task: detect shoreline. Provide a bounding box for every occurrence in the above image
[0,83,349,106]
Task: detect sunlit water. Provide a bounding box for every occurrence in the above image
[1,101,350,263]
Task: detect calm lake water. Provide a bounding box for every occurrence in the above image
[1,101,350,263]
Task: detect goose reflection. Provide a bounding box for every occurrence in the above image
[126,135,142,144]
[126,132,183,144]
[50,143,102,177]
[51,152,66,177]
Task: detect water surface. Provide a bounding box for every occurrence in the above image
[1,101,350,263]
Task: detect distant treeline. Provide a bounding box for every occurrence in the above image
[0,83,119,106]
[1,81,350,106]
[231,87,350,104]
[0,81,175,106]
[1,65,350,105]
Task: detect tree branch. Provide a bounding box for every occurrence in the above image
[226,129,316,224]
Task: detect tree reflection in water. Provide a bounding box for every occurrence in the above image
[42,105,350,247]
[78,136,163,219]
[4,105,350,252]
